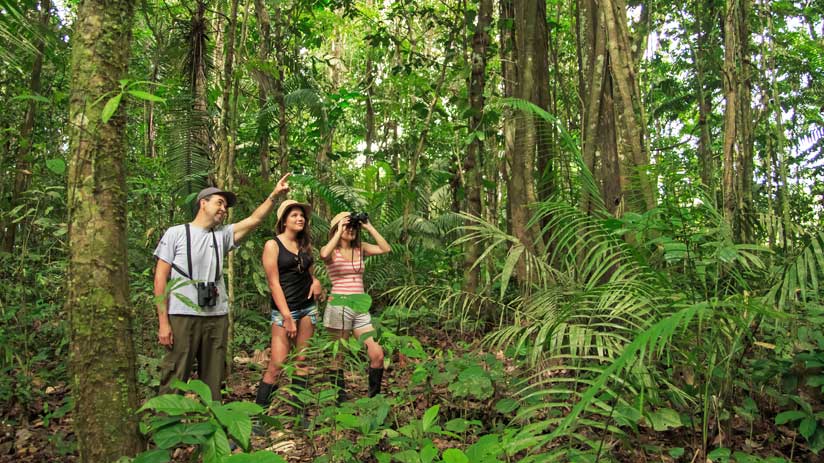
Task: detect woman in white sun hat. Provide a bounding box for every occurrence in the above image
[320,211,391,401]
[255,199,322,420]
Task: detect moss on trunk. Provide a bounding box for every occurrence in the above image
[65,0,140,461]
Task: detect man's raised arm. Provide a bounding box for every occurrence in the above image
[233,173,291,243]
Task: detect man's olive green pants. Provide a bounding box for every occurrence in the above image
[159,314,229,401]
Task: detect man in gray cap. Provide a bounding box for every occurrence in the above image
[153,173,319,400]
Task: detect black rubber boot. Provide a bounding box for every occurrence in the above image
[367,367,384,397]
[253,380,277,436]
[255,380,276,407]
[332,369,349,405]
[291,376,310,429]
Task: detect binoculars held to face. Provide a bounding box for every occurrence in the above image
[347,212,369,229]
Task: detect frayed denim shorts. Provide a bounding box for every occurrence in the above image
[271,304,317,326]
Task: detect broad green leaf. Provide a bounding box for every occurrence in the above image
[422,404,440,432]
[707,447,731,462]
[335,413,360,429]
[494,398,519,414]
[46,158,66,175]
[153,422,215,449]
[644,408,682,432]
[127,89,165,102]
[133,449,170,463]
[172,379,212,403]
[101,93,122,124]
[421,444,437,463]
[212,404,252,450]
[775,410,807,425]
[668,448,685,458]
[442,449,469,463]
[202,426,231,463]
[499,244,524,299]
[329,293,372,313]
[222,401,263,416]
[800,417,817,439]
[224,452,287,463]
[393,450,420,463]
[139,394,206,415]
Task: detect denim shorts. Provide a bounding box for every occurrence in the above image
[271,304,317,326]
[323,305,372,331]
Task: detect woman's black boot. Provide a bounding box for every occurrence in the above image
[255,380,276,407]
[367,367,384,397]
[292,376,310,429]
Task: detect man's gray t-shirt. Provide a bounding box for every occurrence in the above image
[154,224,236,316]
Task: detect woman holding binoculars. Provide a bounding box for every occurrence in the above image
[320,211,391,401]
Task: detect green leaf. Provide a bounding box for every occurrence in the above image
[46,158,66,175]
[223,452,287,463]
[127,89,165,103]
[393,450,420,463]
[212,404,252,450]
[422,404,440,432]
[329,293,372,313]
[133,449,170,463]
[139,394,206,415]
[442,449,469,463]
[421,444,437,463]
[800,417,818,439]
[668,448,685,458]
[707,447,731,462]
[335,413,361,429]
[644,408,683,432]
[449,365,493,400]
[12,93,50,103]
[222,401,264,416]
[494,398,519,414]
[101,93,123,124]
[202,426,231,463]
[153,422,215,449]
[444,418,479,433]
[172,379,212,403]
[775,410,807,425]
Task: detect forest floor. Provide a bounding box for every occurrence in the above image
[2,323,821,462]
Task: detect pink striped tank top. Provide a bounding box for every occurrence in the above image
[327,248,366,294]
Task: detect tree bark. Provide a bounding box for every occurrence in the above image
[722,0,739,231]
[500,0,516,234]
[2,0,51,253]
[65,0,140,461]
[463,0,492,294]
[254,0,272,181]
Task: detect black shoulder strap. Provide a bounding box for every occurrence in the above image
[170,225,193,279]
[211,230,221,281]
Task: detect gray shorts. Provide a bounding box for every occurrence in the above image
[323,305,372,331]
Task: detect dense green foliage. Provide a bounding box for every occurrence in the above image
[1,0,824,461]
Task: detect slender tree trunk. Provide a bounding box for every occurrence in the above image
[463,0,492,294]
[66,0,140,460]
[254,0,272,181]
[500,0,516,235]
[694,0,716,193]
[274,5,288,175]
[736,0,753,242]
[722,0,739,231]
[187,0,210,197]
[2,0,50,253]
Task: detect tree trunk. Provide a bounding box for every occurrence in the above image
[463,0,492,294]
[735,0,753,242]
[2,0,50,253]
[694,0,716,193]
[274,5,289,175]
[722,0,739,231]
[254,0,272,181]
[500,0,516,235]
[187,0,211,198]
[65,0,140,461]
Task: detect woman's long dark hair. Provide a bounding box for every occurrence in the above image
[276,205,312,252]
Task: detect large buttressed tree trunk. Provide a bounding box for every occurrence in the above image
[577,0,655,215]
[65,0,140,461]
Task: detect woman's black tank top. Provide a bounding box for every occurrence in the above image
[272,236,314,311]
